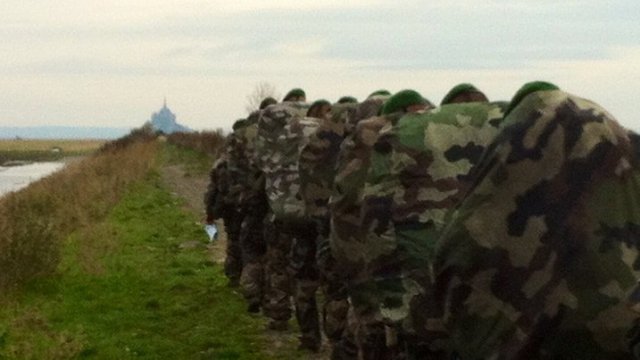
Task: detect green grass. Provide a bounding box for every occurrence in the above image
[160,143,213,177]
[0,172,291,359]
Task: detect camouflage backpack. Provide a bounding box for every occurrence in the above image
[299,102,358,220]
[353,102,506,330]
[426,89,640,359]
[256,102,317,222]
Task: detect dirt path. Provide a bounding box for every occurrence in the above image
[159,163,331,359]
[159,164,227,264]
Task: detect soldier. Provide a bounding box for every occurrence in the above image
[256,95,325,351]
[361,94,507,357]
[204,119,249,287]
[439,83,489,105]
[330,89,431,359]
[236,97,277,313]
[425,81,640,359]
[299,98,359,359]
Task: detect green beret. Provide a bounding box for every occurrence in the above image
[337,96,358,104]
[307,99,332,117]
[505,81,560,116]
[367,89,391,98]
[259,97,277,110]
[283,88,306,101]
[232,118,248,131]
[380,89,431,115]
[440,83,480,105]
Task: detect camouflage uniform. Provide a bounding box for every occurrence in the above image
[330,98,402,359]
[424,88,640,359]
[256,102,324,350]
[204,146,243,286]
[233,112,269,311]
[299,102,359,359]
[358,102,506,357]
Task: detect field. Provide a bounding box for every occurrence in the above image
[0,139,107,163]
[0,132,313,359]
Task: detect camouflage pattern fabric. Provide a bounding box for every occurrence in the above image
[229,110,269,308]
[359,102,506,333]
[329,113,404,359]
[424,89,640,359]
[203,155,244,284]
[255,102,312,221]
[262,214,293,325]
[256,102,324,347]
[203,157,227,221]
[298,102,359,358]
[238,191,268,309]
[222,210,243,285]
[330,114,400,281]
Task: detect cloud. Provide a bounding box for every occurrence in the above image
[0,1,639,130]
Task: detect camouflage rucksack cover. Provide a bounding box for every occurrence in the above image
[256,102,317,222]
[356,102,506,330]
[424,90,640,359]
[299,102,357,220]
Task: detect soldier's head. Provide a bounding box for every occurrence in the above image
[381,89,432,115]
[259,97,277,110]
[307,99,332,119]
[232,118,248,131]
[283,88,306,102]
[337,96,358,104]
[441,83,489,105]
[505,81,560,116]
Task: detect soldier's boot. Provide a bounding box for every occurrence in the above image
[358,322,395,360]
[330,336,359,360]
[240,260,264,313]
[324,297,357,359]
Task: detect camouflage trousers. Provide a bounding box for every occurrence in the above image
[222,209,244,285]
[349,283,402,360]
[262,217,293,324]
[323,281,358,360]
[238,196,268,308]
[287,219,321,349]
[315,218,358,359]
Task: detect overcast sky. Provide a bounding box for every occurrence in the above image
[1,1,639,132]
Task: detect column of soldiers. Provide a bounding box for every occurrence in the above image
[206,82,640,359]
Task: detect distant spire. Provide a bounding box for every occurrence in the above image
[163,97,167,109]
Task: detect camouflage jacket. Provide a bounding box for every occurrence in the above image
[224,126,250,206]
[424,90,640,359]
[204,156,230,220]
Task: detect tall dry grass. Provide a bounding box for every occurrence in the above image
[166,130,226,157]
[0,128,158,291]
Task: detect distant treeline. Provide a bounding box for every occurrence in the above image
[166,130,226,158]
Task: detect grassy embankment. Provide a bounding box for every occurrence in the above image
[0,139,106,163]
[0,131,301,359]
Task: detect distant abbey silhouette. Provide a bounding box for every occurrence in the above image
[149,99,191,134]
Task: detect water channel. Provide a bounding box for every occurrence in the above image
[0,162,66,197]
